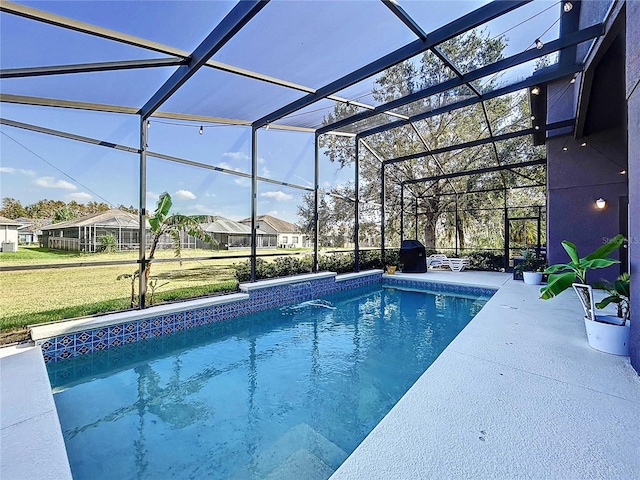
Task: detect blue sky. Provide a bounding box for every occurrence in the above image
[0,1,561,223]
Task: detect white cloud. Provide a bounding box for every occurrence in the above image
[260,166,271,177]
[1,167,36,176]
[204,192,216,198]
[34,176,76,190]
[216,162,247,174]
[223,152,249,161]
[261,191,293,201]
[67,192,93,201]
[234,178,250,187]
[173,189,196,200]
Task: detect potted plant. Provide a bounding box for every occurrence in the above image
[514,248,546,285]
[540,234,629,355]
[539,234,625,300]
[586,273,631,355]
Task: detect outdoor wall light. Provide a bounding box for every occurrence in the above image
[531,86,540,95]
[581,142,587,147]
[535,38,544,50]
[595,198,606,209]
[570,76,576,84]
[199,126,203,135]
[534,125,540,130]
[564,2,573,13]
[562,146,568,151]
[530,115,536,120]
[620,170,627,175]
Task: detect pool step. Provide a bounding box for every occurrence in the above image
[265,448,334,480]
[252,423,348,478]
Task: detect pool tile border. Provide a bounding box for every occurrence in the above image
[36,271,497,364]
[36,270,383,363]
[382,277,497,297]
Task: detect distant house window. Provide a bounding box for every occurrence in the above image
[282,236,288,243]
[292,236,299,244]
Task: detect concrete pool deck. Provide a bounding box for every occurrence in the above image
[333,273,640,479]
[1,270,638,478]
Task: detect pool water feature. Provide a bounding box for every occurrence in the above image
[48,284,491,480]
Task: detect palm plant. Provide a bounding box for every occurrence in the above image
[540,234,625,300]
[145,192,216,289]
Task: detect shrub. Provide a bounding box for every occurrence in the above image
[98,233,117,253]
[467,251,505,271]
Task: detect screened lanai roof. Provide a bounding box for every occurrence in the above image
[0,0,612,152]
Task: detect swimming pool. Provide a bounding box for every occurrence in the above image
[48,284,491,480]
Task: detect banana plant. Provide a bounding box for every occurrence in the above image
[595,273,630,321]
[539,234,625,300]
[117,270,140,308]
[146,192,216,289]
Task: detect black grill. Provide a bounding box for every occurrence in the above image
[399,239,427,273]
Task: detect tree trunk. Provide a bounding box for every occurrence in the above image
[423,213,437,248]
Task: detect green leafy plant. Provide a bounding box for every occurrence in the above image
[98,233,117,253]
[117,270,139,308]
[148,277,170,306]
[146,192,216,291]
[595,273,630,321]
[540,234,625,300]
[514,248,545,274]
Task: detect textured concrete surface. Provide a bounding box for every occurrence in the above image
[386,270,510,289]
[0,345,72,480]
[331,279,640,480]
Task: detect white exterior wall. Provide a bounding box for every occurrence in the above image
[278,232,304,248]
[0,225,18,250]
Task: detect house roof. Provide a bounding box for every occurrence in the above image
[40,209,143,230]
[201,216,269,236]
[0,216,22,226]
[239,215,298,234]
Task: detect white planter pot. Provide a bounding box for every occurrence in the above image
[522,271,543,285]
[583,316,631,356]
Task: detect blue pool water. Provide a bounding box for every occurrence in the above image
[49,284,490,480]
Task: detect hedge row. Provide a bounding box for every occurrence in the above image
[233,250,505,282]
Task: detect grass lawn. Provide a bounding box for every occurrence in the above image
[0,246,315,341]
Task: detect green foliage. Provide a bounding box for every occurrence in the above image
[540,234,625,300]
[53,206,78,223]
[148,277,170,306]
[595,273,630,321]
[234,256,314,283]
[514,248,545,274]
[117,271,139,308]
[0,197,27,219]
[145,192,216,291]
[317,28,543,253]
[467,251,505,271]
[98,233,117,253]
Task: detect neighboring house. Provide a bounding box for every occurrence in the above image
[197,216,276,250]
[239,215,309,248]
[15,217,52,244]
[40,209,144,252]
[0,216,20,252]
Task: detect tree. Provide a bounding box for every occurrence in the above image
[318,29,543,250]
[145,192,215,290]
[53,206,78,223]
[0,198,27,219]
[296,192,331,246]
